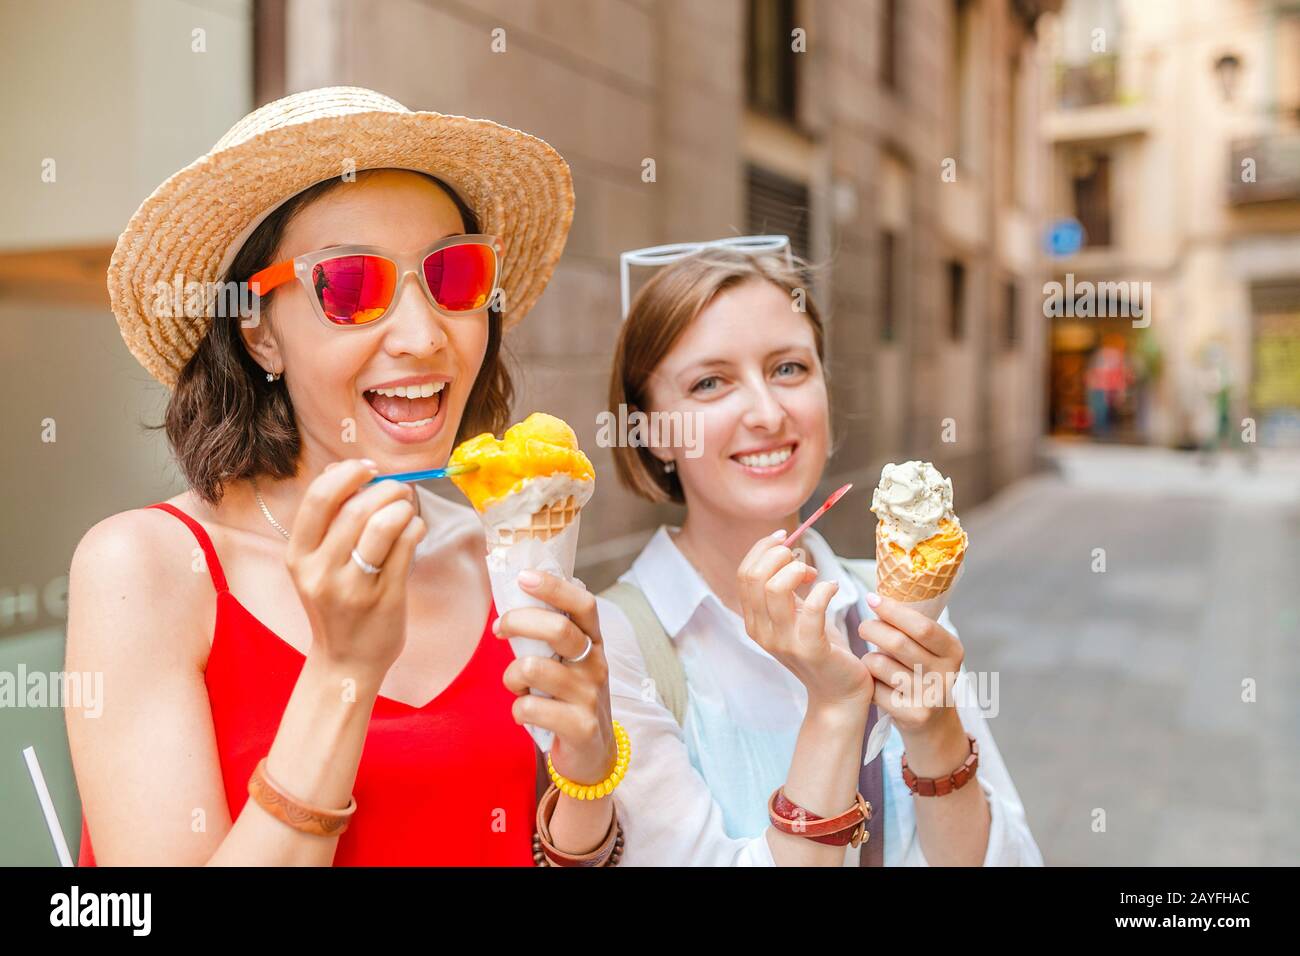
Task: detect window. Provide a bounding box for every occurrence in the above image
[254,0,287,105]
[1071,150,1112,247]
[948,260,966,340]
[746,164,811,260]
[1276,11,1300,122]
[882,0,900,92]
[1007,51,1022,205]
[881,231,898,342]
[747,0,798,122]
[1058,0,1121,109]
[950,0,977,169]
[1249,282,1300,438]
[1004,280,1019,348]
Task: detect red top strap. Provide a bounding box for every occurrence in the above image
[146,502,229,593]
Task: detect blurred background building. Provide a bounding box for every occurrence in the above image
[0,0,1060,595]
[1041,0,1300,449]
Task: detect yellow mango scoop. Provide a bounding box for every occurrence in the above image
[449,412,594,513]
[887,518,967,572]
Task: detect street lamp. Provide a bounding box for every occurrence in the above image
[1213,52,1242,103]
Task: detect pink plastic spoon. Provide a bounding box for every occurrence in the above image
[782,483,853,549]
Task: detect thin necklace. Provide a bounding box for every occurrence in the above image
[251,475,422,541]
[252,477,291,540]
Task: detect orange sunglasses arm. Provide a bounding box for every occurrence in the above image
[249,259,296,296]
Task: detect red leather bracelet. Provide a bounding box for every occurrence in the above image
[901,733,979,796]
[768,787,872,847]
[531,784,624,867]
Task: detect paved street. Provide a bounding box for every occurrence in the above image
[952,440,1300,865]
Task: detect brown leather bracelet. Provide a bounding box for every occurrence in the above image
[247,757,357,837]
[768,787,872,847]
[901,733,980,796]
[532,783,624,867]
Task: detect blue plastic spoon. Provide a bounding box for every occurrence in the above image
[366,462,479,485]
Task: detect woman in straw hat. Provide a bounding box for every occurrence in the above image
[65,87,624,866]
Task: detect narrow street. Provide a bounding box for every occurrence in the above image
[953,441,1300,865]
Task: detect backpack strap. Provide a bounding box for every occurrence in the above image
[836,556,888,864]
[598,561,875,729]
[599,580,688,727]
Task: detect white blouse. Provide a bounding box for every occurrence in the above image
[598,524,1044,866]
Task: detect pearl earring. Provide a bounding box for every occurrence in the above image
[663,459,676,473]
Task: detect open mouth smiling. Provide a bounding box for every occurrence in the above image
[362,376,450,443]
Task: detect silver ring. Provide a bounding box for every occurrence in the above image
[350,548,382,575]
[560,635,594,664]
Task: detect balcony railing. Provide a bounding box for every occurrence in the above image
[1229,132,1300,204]
[1056,54,1119,109]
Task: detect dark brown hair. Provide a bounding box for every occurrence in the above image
[159,169,513,505]
[608,248,827,504]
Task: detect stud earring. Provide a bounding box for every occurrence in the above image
[663,459,676,473]
[266,369,281,382]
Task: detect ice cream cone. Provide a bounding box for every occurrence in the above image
[482,494,586,753]
[449,413,596,752]
[869,460,968,621]
[863,460,968,764]
[874,522,966,620]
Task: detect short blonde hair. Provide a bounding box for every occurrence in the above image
[607,248,826,504]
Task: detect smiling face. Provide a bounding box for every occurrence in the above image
[241,170,490,473]
[642,276,830,524]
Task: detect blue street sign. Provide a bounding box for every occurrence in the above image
[1044,218,1086,257]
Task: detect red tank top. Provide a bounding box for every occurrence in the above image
[77,502,538,866]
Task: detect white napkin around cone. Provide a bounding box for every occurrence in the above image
[484,513,584,753]
[861,563,963,766]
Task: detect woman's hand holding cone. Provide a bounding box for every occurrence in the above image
[858,592,965,740]
[494,571,617,786]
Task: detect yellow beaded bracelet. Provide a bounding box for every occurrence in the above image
[546,720,631,801]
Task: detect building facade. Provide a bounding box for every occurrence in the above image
[0,0,1061,607]
[0,0,1060,863]
[1040,0,1300,449]
[264,0,1061,577]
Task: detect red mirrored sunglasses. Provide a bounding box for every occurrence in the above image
[249,234,503,327]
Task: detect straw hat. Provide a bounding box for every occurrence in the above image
[107,86,575,388]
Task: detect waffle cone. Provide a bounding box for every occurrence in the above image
[491,496,580,547]
[874,524,966,605]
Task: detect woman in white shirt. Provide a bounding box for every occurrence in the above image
[595,240,1043,866]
